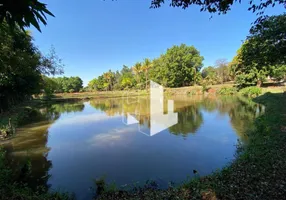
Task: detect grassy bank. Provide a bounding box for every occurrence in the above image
[50,90,149,101]
[95,92,286,200]
[42,84,285,100]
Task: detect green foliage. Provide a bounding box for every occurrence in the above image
[42,76,57,99]
[52,76,83,93]
[232,14,286,87]
[239,86,262,97]
[235,66,268,88]
[0,0,54,32]
[93,176,118,197]
[270,65,286,81]
[119,66,136,89]
[150,44,204,87]
[217,87,237,95]
[201,66,219,85]
[241,14,286,69]
[201,59,232,86]
[0,150,74,200]
[150,0,284,19]
[88,44,203,90]
[0,22,63,112]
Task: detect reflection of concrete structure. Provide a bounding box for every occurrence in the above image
[140,81,178,136]
[122,113,139,125]
[123,80,178,136]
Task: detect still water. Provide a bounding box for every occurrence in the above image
[2,96,263,199]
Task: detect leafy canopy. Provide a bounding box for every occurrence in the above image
[151,0,286,17]
[231,13,286,87]
[0,22,63,111]
[0,0,54,32]
[241,14,286,68]
[150,44,204,87]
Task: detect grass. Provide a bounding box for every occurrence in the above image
[95,92,286,200]
[51,90,149,100]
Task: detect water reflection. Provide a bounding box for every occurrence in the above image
[90,96,264,139]
[0,97,264,199]
[1,102,85,192]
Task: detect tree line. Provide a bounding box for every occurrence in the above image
[87,44,204,91]
[86,13,285,91]
[43,76,83,95]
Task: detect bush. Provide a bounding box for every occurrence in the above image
[217,87,237,95]
[69,89,75,93]
[239,86,262,97]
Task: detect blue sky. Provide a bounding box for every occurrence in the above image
[31,0,284,86]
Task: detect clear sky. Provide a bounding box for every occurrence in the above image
[31,0,284,86]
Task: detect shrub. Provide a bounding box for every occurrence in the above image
[217,87,237,95]
[239,86,262,97]
[69,89,75,93]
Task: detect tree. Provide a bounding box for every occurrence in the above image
[231,14,286,87]
[150,0,285,20]
[88,78,99,90]
[241,14,286,69]
[0,0,54,32]
[69,77,83,92]
[120,65,135,89]
[150,44,204,87]
[231,43,269,87]
[270,65,286,82]
[201,66,219,85]
[141,58,152,90]
[42,76,58,99]
[215,59,231,83]
[132,62,143,88]
[113,70,121,90]
[0,22,63,111]
[52,76,83,93]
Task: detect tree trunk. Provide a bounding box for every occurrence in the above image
[257,80,262,87]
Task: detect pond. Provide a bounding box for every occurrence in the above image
[2,95,264,199]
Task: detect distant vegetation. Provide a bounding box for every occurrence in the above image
[43,76,84,94]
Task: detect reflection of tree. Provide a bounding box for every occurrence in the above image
[3,120,52,192]
[90,98,150,122]
[227,97,264,141]
[50,102,85,114]
[2,102,85,193]
[90,96,264,141]
[200,96,264,141]
[169,105,203,136]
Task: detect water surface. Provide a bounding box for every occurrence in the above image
[2,96,264,199]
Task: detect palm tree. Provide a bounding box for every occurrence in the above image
[142,58,152,90]
[132,62,142,86]
[103,70,115,91]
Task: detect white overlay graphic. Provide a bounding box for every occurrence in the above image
[122,81,178,136]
